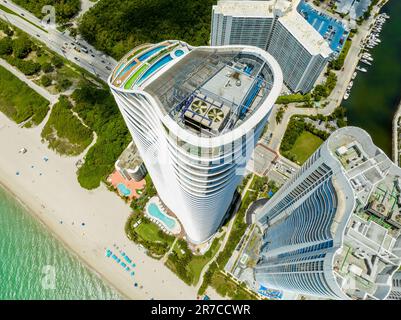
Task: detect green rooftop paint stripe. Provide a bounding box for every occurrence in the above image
[124,64,148,89]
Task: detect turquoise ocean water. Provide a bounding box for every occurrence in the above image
[0,186,122,300]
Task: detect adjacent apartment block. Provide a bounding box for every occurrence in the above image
[108,40,282,243]
[211,0,347,93]
[254,127,401,300]
[387,271,401,300]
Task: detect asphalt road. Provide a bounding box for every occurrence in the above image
[0,0,117,82]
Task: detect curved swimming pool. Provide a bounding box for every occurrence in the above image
[147,203,176,230]
[117,183,131,197]
[137,54,173,85]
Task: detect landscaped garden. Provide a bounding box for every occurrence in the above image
[126,211,175,259]
[280,107,350,165]
[197,175,277,300]
[280,116,329,164]
[287,131,324,164]
[165,236,223,286]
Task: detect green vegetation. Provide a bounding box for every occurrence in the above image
[307,106,348,128]
[275,105,286,124]
[280,117,329,164]
[130,175,157,212]
[329,39,352,70]
[40,75,52,87]
[41,96,93,156]
[166,236,222,286]
[124,176,175,258]
[276,71,337,105]
[0,20,98,94]
[359,0,380,22]
[287,131,323,164]
[198,175,274,298]
[79,0,215,59]
[12,0,80,24]
[0,65,49,126]
[276,93,311,104]
[312,70,337,101]
[72,83,131,189]
[208,267,259,300]
[125,211,175,258]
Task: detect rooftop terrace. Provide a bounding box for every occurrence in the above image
[144,46,275,137]
[329,128,401,299]
[110,41,190,90]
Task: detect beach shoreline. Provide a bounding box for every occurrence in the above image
[0,111,199,300]
[0,179,129,300]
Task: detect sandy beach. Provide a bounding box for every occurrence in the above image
[0,111,199,300]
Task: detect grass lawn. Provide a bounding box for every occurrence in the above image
[0,65,49,125]
[135,221,174,245]
[289,131,323,164]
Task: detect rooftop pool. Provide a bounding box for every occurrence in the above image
[174,49,185,57]
[138,45,166,62]
[137,54,173,85]
[298,0,348,53]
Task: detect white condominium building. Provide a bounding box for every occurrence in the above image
[211,1,275,49]
[108,41,282,243]
[254,127,401,300]
[211,0,334,93]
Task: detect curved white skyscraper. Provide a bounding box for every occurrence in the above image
[255,127,401,300]
[108,40,282,243]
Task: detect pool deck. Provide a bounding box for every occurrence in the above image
[110,40,190,90]
[145,196,181,235]
[108,170,146,200]
[297,0,349,53]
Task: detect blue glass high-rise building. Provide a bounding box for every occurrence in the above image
[255,127,401,300]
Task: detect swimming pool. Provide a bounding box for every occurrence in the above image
[147,203,176,230]
[297,1,348,52]
[137,54,173,85]
[138,45,166,62]
[117,183,131,197]
[118,60,137,77]
[175,49,184,57]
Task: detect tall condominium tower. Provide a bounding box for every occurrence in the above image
[211,0,275,49]
[254,127,401,300]
[387,271,401,300]
[108,41,282,243]
[211,0,344,93]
